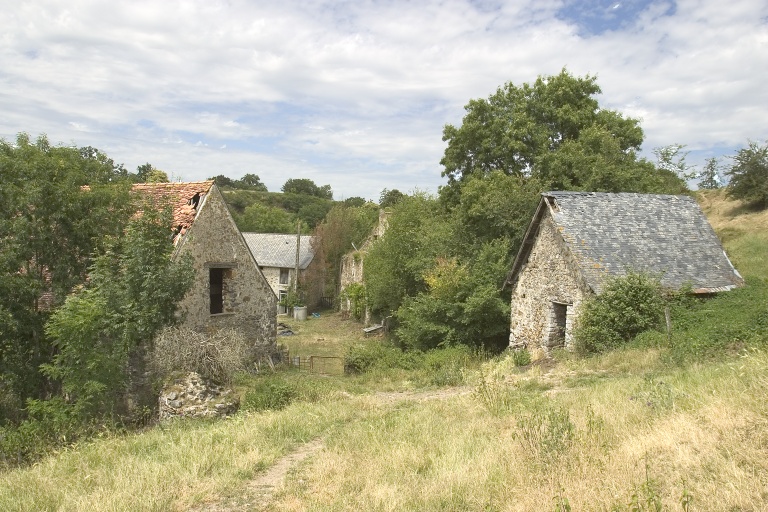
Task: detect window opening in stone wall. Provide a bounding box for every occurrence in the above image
[278,290,288,315]
[210,268,224,314]
[279,268,290,285]
[549,301,568,346]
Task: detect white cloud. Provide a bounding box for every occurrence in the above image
[1,0,766,199]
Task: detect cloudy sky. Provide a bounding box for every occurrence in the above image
[2,0,766,200]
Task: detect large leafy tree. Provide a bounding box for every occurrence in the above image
[726,141,768,208]
[0,134,133,408]
[282,178,333,199]
[440,69,684,201]
[365,193,447,317]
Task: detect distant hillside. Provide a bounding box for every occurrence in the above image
[698,188,768,237]
[220,189,335,234]
[697,189,768,280]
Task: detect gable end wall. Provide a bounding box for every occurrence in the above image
[174,187,277,344]
[509,214,591,351]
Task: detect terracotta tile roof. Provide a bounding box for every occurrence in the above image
[131,181,215,244]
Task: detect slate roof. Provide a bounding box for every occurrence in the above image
[506,192,743,294]
[242,233,315,269]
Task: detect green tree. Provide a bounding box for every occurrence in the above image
[343,197,367,207]
[726,141,768,208]
[698,157,722,190]
[236,203,298,233]
[379,188,405,208]
[447,171,542,256]
[654,144,695,181]
[136,163,154,181]
[209,174,235,188]
[239,173,268,191]
[145,169,169,183]
[298,202,333,228]
[282,178,333,199]
[365,193,445,317]
[395,240,511,351]
[440,69,685,201]
[0,134,133,408]
[43,204,193,418]
[134,163,169,183]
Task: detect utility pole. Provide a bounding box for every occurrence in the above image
[294,220,301,293]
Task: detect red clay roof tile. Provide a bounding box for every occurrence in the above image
[130,181,215,241]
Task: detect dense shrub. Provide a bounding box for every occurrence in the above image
[344,342,478,387]
[0,397,105,468]
[573,272,666,354]
[339,282,367,321]
[343,342,422,374]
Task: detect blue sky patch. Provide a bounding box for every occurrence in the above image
[556,0,676,36]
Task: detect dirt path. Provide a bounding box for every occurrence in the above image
[190,386,468,511]
[190,438,324,512]
[372,386,473,404]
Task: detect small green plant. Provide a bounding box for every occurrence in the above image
[474,371,512,416]
[553,488,572,512]
[279,289,304,309]
[516,403,575,462]
[679,480,693,512]
[629,376,681,413]
[241,378,297,412]
[510,348,532,367]
[627,457,663,512]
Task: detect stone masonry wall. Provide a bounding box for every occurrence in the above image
[174,187,277,345]
[259,266,297,297]
[339,251,365,315]
[509,214,591,351]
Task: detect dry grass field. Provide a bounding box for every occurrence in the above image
[1,189,766,511]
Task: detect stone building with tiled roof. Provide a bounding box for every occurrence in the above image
[505,192,743,351]
[133,181,277,344]
[241,233,315,313]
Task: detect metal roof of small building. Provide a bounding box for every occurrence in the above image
[508,191,744,294]
[242,233,315,269]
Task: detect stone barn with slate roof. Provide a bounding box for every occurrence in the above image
[241,233,315,313]
[505,192,743,351]
[133,181,277,344]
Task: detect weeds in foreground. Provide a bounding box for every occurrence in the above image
[516,404,575,463]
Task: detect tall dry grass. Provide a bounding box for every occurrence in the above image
[272,349,768,511]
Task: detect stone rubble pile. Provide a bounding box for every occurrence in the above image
[158,372,239,420]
